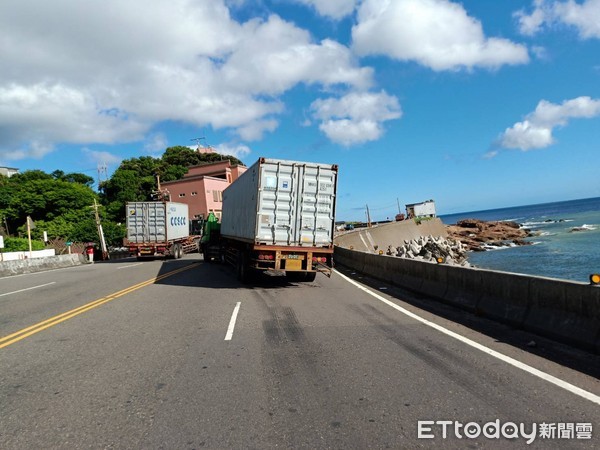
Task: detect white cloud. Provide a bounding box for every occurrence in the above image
[515,0,550,35]
[498,96,600,151]
[516,0,600,39]
[0,82,147,161]
[352,0,529,71]
[2,141,55,161]
[0,0,373,161]
[220,17,373,94]
[144,133,169,154]
[294,0,358,20]
[214,143,252,159]
[310,91,402,145]
[500,120,555,150]
[82,149,123,166]
[236,119,279,142]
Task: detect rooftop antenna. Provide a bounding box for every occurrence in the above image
[191,136,217,157]
[191,137,206,151]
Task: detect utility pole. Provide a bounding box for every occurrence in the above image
[97,162,108,188]
[91,199,109,260]
[1,214,9,236]
[26,216,35,258]
[366,204,372,228]
[153,174,171,201]
[397,198,402,214]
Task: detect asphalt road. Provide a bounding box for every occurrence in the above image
[1,255,599,449]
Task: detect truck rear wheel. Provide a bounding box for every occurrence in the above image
[172,244,182,259]
[202,244,213,263]
[237,251,252,284]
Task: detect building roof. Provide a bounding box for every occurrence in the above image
[161,159,246,185]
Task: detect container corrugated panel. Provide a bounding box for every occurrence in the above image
[221,158,337,247]
[126,202,189,243]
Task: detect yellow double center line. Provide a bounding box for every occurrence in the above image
[0,263,199,350]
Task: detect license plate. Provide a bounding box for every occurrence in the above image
[283,254,304,260]
[286,259,302,270]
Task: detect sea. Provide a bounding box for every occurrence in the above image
[439,197,600,283]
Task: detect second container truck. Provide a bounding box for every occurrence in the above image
[126,201,201,259]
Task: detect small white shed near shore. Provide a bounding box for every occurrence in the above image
[406,200,436,218]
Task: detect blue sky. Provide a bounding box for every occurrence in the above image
[1,0,599,221]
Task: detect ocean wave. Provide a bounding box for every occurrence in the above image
[481,242,521,251]
[537,232,556,237]
[569,224,597,232]
[520,219,573,228]
[520,222,547,228]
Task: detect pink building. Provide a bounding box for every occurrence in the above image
[161,160,247,221]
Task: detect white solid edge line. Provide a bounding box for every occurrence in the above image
[0,282,57,298]
[225,302,241,341]
[335,269,600,406]
[116,263,144,270]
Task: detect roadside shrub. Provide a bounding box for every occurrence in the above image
[2,237,46,252]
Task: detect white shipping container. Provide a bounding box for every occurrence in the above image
[126,202,189,243]
[221,158,337,247]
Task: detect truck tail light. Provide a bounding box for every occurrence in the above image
[312,256,327,263]
[258,253,274,260]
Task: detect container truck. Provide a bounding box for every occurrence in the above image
[126,201,200,260]
[203,157,338,282]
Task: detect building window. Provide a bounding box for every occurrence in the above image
[212,190,223,202]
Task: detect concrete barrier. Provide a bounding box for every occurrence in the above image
[525,277,600,350]
[442,265,482,312]
[475,270,531,327]
[0,249,56,261]
[335,246,600,353]
[0,254,87,277]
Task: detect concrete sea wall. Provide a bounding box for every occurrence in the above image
[0,254,87,277]
[334,218,448,253]
[334,246,600,353]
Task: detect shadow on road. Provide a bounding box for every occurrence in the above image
[152,254,296,289]
[335,265,600,381]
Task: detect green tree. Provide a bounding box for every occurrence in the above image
[10,170,52,182]
[0,169,108,244]
[162,145,243,169]
[2,178,96,222]
[99,146,244,223]
[52,170,95,187]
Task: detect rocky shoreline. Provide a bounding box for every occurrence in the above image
[446,219,533,252]
[385,235,470,266]
[379,218,534,266]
